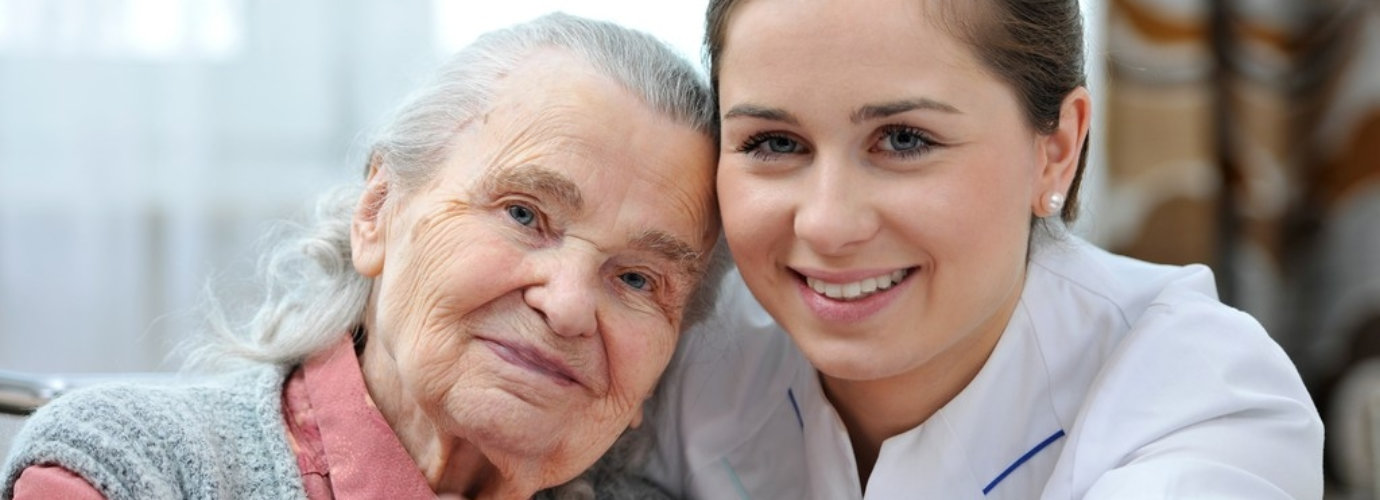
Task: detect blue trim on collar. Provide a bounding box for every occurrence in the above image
[786,388,804,430]
[982,429,1066,495]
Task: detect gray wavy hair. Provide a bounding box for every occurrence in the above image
[184,12,723,499]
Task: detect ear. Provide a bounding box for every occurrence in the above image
[351,154,391,278]
[1032,86,1092,217]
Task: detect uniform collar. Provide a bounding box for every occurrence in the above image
[793,301,1068,499]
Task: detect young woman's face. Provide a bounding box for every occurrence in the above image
[717,0,1055,384]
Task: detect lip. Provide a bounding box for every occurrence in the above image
[789,266,915,323]
[477,337,582,388]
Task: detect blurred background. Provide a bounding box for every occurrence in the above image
[0,0,1377,496]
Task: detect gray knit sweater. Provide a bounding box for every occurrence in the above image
[1,364,669,500]
[1,365,305,500]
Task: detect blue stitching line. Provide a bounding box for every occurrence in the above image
[982,429,1066,495]
[787,388,804,430]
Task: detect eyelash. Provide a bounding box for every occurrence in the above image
[872,125,939,159]
[736,131,807,160]
[735,125,942,161]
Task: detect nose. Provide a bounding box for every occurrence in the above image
[523,250,599,338]
[793,158,880,256]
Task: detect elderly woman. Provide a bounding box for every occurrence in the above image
[2,13,720,500]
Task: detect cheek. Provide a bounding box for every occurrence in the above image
[400,340,473,413]
[717,164,788,262]
[604,320,677,403]
[917,161,1034,281]
[380,224,529,411]
[935,150,1038,229]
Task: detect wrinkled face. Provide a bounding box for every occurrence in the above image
[716,0,1053,383]
[358,51,716,485]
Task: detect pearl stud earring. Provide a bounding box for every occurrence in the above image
[1046,192,1065,215]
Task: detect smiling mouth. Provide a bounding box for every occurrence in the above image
[801,268,912,301]
[481,339,580,387]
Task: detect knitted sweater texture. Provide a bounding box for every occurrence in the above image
[1,363,670,500]
[1,365,305,500]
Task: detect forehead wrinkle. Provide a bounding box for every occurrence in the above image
[476,100,588,193]
[479,163,585,214]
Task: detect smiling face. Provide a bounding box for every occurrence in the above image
[351,49,717,490]
[716,0,1074,389]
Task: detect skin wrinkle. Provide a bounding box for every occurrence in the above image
[375,192,514,492]
[482,165,586,218]
[473,103,710,297]
[350,47,717,497]
[620,140,718,307]
[399,200,612,400]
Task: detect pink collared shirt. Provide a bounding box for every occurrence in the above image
[13,336,436,499]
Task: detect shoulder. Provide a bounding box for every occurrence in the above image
[1027,236,1218,324]
[1023,236,1268,372]
[1031,240,1323,498]
[2,365,298,500]
[1030,237,1304,390]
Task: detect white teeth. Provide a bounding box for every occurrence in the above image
[804,269,909,301]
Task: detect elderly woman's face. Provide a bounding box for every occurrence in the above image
[354,51,717,486]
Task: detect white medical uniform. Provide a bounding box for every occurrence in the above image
[645,237,1323,499]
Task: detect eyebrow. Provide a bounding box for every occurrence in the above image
[722,98,962,127]
[481,164,584,214]
[851,98,961,124]
[722,104,801,126]
[630,229,705,280]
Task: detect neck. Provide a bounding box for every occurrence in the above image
[358,331,538,499]
[819,275,1024,488]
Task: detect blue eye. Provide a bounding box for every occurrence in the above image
[506,204,536,226]
[619,272,651,291]
[886,130,922,150]
[738,132,807,158]
[876,126,935,155]
[766,136,799,153]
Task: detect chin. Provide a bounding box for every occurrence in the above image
[814,357,902,382]
[446,392,565,455]
[795,334,902,382]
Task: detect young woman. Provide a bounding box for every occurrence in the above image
[644,0,1324,498]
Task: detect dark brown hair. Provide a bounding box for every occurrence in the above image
[704,0,1090,222]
